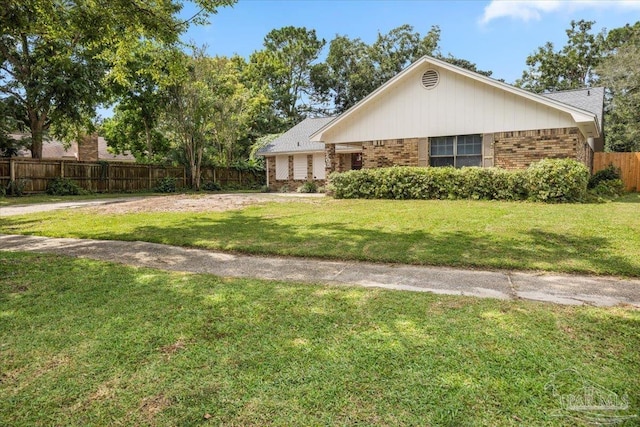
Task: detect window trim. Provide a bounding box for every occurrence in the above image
[429,134,482,168]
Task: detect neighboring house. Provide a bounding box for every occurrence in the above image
[258,55,604,191]
[13,134,135,162]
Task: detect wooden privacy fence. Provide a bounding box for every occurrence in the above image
[0,158,185,193]
[0,158,265,194]
[593,152,640,191]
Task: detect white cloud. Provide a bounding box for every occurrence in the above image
[480,0,640,25]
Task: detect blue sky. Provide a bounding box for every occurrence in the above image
[182,0,640,84]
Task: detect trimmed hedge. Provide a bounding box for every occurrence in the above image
[330,159,589,203]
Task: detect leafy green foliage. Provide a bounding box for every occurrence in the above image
[588,164,621,188]
[162,51,268,190]
[597,22,640,152]
[591,179,626,199]
[46,178,83,196]
[0,0,235,158]
[331,160,588,203]
[297,181,317,193]
[516,20,605,93]
[248,26,325,124]
[526,159,589,202]
[153,177,178,193]
[5,179,28,196]
[202,180,221,191]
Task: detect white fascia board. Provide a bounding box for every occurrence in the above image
[311,55,600,141]
[260,150,321,157]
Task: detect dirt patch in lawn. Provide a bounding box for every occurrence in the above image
[88,193,322,214]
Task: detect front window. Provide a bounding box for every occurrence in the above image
[430,134,481,167]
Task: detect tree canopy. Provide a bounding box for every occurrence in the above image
[516,20,605,93]
[0,0,234,158]
[598,22,640,151]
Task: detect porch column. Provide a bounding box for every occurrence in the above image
[325,143,337,178]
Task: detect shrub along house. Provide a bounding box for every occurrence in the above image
[258,55,604,191]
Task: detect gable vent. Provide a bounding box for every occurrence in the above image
[421,69,439,89]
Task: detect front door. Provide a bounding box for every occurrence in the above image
[351,153,363,170]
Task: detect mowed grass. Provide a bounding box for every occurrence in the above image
[2,194,640,277]
[0,192,158,207]
[1,251,639,426]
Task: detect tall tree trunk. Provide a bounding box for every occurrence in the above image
[29,115,44,159]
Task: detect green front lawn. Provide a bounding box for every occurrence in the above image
[1,251,638,426]
[2,194,639,277]
[0,192,158,207]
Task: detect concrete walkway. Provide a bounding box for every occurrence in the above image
[1,233,639,307]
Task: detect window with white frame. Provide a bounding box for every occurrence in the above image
[275,155,288,180]
[429,134,482,167]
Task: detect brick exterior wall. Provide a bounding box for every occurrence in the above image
[361,138,420,168]
[78,134,99,162]
[311,127,595,185]
[266,155,326,192]
[492,127,591,170]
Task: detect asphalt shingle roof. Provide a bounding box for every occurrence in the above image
[257,117,335,155]
[542,87,604,132]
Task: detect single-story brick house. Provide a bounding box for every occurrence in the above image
[258,55,604,191]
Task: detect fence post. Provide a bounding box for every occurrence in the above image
[9,158,15,182]
[60,160,64,178]
[107,163,111,193]
[148,165,152,191]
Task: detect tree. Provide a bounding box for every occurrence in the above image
[102,42,177,163]
[515,20,605,93]
[249,26,325,125]
[598,22,640,151]
[0,0,234,158]
[0,97,21,157]
[206,57,269,168]
[162,52,266,189]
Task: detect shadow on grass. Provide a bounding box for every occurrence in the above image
[17,206,631,277]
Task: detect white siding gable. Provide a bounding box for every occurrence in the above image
[321,65,578,144]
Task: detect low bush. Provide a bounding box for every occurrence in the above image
[46,178,83,196]
[297,181,318,193]
[591,179,625,198]
[331,166,528,201]
[331,159,589,203]
[5,179,30,197]
[202,181,221,191]
[154,177,177,193]
[526,158,589,203]
[588,164,621,189]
